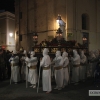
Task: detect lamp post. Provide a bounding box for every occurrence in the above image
[56,28,63,46]
[33,32,38,47]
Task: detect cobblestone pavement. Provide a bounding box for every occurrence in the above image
[0,78,100,100]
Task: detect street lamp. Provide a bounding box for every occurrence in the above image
[33,32,38,46]
[56,28,63,46]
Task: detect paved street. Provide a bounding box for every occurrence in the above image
[0,78,100,100]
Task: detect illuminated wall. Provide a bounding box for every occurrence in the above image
[0,11,15,51]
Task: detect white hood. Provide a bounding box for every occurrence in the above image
[30,51,35,56]
[94,50,99,57]
[56,50,61,58]
[62,51,68,58]
[43,48,49,56]
[30,51,35,57]
[73,50,78,57]
[23,50,27,54]
[80,50,84,58]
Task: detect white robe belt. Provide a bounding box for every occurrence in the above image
[29,65,37,69]
[54,66,63,70]
[43,66,50,70]
[11,63,18,66]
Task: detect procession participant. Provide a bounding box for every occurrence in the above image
[94,50,99,58]
[71,49,80,85]
[40,48,52,93]
[88,51,96,77]
[20,50,27,81]
[52,50,63,90]
[25,51,38,88]
[9,51,20,84]
[62,51,69,88]
[79,50,87,82]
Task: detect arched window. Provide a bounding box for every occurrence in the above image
[82,14,89,30]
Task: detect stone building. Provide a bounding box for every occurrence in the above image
[15,0,100,51]
[0,11,15,51]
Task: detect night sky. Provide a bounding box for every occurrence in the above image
[0,0,15,13]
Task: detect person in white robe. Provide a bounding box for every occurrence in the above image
[9,52,20,84]
[52,50,63,90]
[88,51,96,77]
[62,51,69,87]
[25,51,38,88]
[40,48,52,93]
[71,49,80,85]
[79,50,87,81]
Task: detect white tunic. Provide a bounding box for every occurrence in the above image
[88,52,96,77]
[63,56,69,86]
[53,56,63,88]
[25,56,38,85]
[9,56,20,82]
[79,51,87,80]
[71,50,80,83]
[40,55,52,92]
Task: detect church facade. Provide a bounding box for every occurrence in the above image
[0,11,15,51]
[15,0,100,51]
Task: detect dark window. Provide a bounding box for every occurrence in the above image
[82,14,89,30]
[19,35,22,41]
[19,12,22,19]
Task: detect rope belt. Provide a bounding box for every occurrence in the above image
[43,66,50,70]
[29,65,37,69]
[73,64,80,67]
[54,66,63,70]
[11,63,18,66]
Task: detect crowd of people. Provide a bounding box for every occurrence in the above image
[0,47,100,93]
